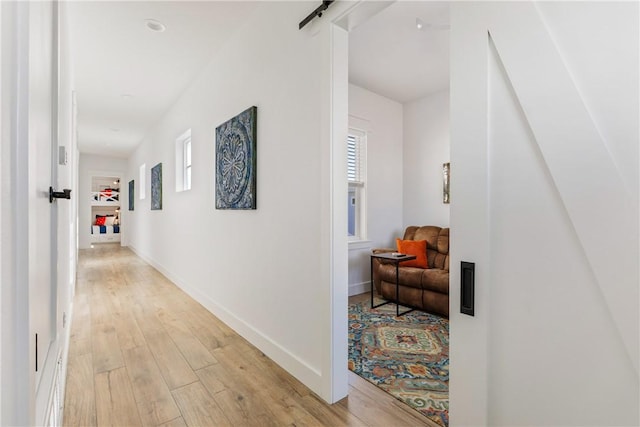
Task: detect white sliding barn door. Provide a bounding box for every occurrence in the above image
[450,2,638,426]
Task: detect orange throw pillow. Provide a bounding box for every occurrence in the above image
[396,238,428,268]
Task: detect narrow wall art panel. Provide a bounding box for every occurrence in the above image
[151,163,163,210]
[128,179,135,211]
[443,162,450,204]
[215,106,257,209]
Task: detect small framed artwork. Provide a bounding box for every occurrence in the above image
[151,163,163,210]
[128,180,134,211]
[443,162,450,204]
[215,106,257,210]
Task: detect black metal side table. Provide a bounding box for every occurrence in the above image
[370,253,416,316]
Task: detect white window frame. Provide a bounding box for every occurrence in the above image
[139,164,146,199]
[184,137,192,191]
[175,129,192,192]
[347,128,367,242]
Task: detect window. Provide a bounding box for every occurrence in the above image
[184,137,192,190]
[347,130,366,240]
[175,129,192,192]
[139,164,146,199]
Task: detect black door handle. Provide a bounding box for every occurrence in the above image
[49,187,71,203]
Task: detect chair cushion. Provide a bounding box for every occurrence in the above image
[378,264,424,289]
[421,269,450,294]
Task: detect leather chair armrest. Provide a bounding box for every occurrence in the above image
[372,247,395,254]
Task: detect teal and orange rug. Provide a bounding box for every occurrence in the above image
[348,300,449,427]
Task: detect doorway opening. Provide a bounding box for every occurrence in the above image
[89,174,123,247]
[344,2,451,425]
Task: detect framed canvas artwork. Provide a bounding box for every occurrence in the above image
[151,163,162,210]
[128,179,134,210]
[215,106,257,210]
[443,162,450,204]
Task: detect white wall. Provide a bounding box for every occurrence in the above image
[347,83,403,295]
[450,2,638,425]
[124,1,350,401]
[403,89,450,228]
[78,153,127,249]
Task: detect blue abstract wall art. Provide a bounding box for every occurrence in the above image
[151,163,162,210]
[128,179,134,211]
[215,106,257,210]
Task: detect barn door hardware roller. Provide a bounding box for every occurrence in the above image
[299,0,334,30]
[49,186,71,203]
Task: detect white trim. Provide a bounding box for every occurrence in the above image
[348,281,371,297]
[348,239,371,251]
[328,0,394,406]
[175,129,191,193]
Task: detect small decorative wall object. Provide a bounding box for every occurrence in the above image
[443,162,450,204]
[215,106,257,209]
[151,163,163,210]
[128,180,135,211]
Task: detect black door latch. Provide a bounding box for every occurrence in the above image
[49,187,71,203]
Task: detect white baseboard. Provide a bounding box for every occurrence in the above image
[349,281,371,296]
[126,244,323,394]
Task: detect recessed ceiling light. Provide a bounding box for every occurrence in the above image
[121,94,133,99]
[110,128,120,132]
[416,18,450,31]
[145,19,166,32]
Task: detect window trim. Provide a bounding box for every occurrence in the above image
[347,128,367,241]
[175,129,192,192]
[183,135,192,191]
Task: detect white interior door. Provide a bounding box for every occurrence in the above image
[450,2,638,426]
[26,4,60,423]
[29,0,56,385]
[3,1,61,424]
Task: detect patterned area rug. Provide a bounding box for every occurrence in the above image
[348,300,449,427]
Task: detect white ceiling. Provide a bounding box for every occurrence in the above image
[349,1,450,104]
[67,1,259,158]
[67,1,449,158]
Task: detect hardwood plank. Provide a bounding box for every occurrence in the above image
[158,313,218,370]
[210,388,256,426]
[339,372,436,427]
[233,338,311,398]
[194,364,227,396]
[175,307,232,352]
[112,308,147,351]
[95,367,142,426]
[203,349,321,426]
[89,291,112,326]
[143,330,198,390]
[122,344,181,426]
[63,353,96,426]
[91,323,124,374]
[299,393,366,427]
[197,358,278,426]
[171,381,231,427]
[158,417,187,427]
[69,296,92,356]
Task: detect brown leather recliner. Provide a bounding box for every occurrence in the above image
[372,226,449,317]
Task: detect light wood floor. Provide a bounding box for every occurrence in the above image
[63,244,436,427]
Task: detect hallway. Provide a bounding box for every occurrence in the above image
[63,244,432,426]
